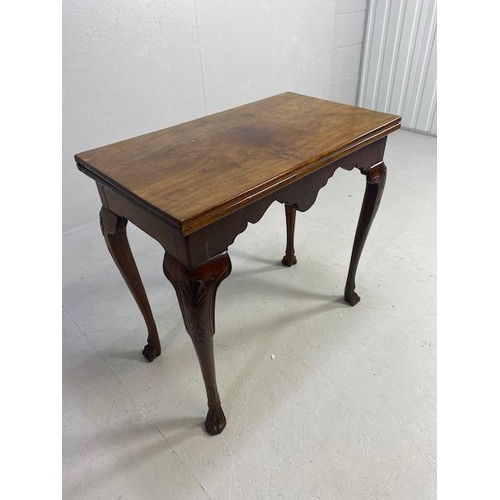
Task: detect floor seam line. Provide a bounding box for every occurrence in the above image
[62,219,98,236]
[62,307,213,500]
[139,412,214,500]
[301,212,429,257]
[99,358,214,500]
[300,213,386,252]
[63,306,94,342]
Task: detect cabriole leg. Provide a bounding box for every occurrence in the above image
[282,203,297,266]
[163,252,232,435]
[345,162,387,306]
[99,206,161,361]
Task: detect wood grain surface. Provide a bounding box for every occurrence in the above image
[76,92,400,234]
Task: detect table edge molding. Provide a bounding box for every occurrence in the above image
[75,120,400,237]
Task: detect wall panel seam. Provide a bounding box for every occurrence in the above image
[335,10,369,16]
[397,0,422,116]
[411,3,437,128]
[358,0,375,106]
[372,0,391,109]
[384,0,406,112]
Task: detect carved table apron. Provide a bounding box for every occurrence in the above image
[75,92,400,435]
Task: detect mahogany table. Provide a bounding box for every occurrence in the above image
[75,92,400,435]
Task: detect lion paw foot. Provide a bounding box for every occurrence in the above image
[142,343,161,362]
[205,407,226,435]
[344,289,360,306]
[281,254,297,267]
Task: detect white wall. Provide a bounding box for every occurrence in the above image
[63,0,336,233]
[358,0,437,135]
[329,0,368,105]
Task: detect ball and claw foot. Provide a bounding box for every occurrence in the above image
[205,407,226,435]
[281,254,297,267]
[344,288,360,306]
[142,342,161,362]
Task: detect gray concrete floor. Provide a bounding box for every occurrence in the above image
[62,129,436,500]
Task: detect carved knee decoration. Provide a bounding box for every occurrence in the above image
[163,252,231,435]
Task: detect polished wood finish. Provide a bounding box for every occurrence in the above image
[99,206,161,361]
[282,204,297,266]
[76,92,400,435]
[76,92,399,235]
[163,252,231,435]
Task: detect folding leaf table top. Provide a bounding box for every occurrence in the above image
[75,92,400,235]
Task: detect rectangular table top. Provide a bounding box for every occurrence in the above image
[76,92,400,235]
